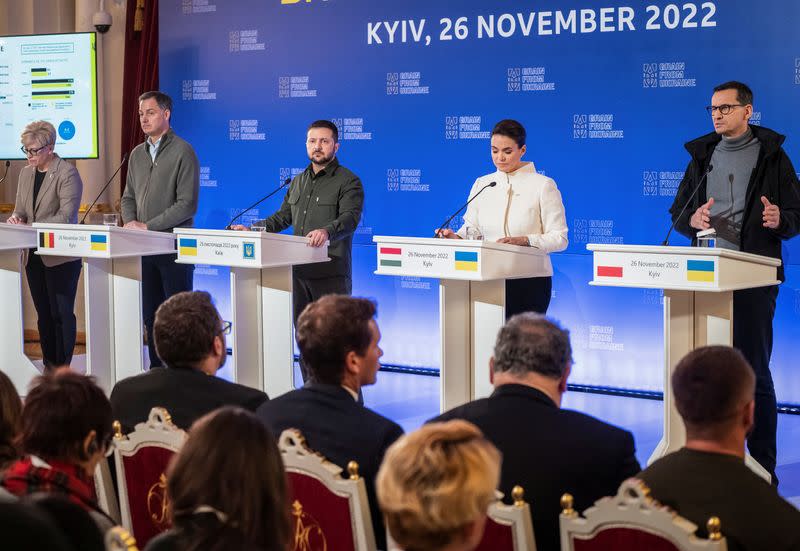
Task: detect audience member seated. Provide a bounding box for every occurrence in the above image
[256,295,403,550]
[144,407,289,551]
[431,313,640,551]
[0,500,73,551]
[0,373,116,529]
[110,291,268,433]
[376,419,501,551]
[639,346,800,551]
[26,493,106,551]
[0,370,22,472]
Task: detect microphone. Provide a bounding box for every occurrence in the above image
[434,181,496,237]
[226,178,291,229]
[80,153,129,224]
[661,164,713,246]
[0,160,10,185]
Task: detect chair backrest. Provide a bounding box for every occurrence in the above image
[104,526,139,551]
[474,486,537,551]
[278,428,377,551]
[112,407,186,548]
[559,478,727,551]
[95,458,121,524]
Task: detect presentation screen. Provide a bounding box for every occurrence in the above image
[0,32,98,159]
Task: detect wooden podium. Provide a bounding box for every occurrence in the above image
[374,236,551,411]
[0,223,40,394]
[33,223,177,392]
[588,244,780,481]
[174,228,328,398]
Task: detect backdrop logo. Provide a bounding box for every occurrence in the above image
[387,168,429,192]
[183,0,216,14]
[279,168,304,182]
[572,218,623,244]
[642,63,658,88]
[572,115,587,139]
[279,76,317,98]
[182,79,217,101]
[589,325,624,352]
[199,166,217,188]
[331,118,372,140]
[643,62,696,88]
[795,58,800,84]
[387,169,399,191]
[386,71,429,95]
[444,116,490,140]
[642,171,658,196]
[229,120,267,141]
[229,30,265,52]
[508,67,555,92]
[750,111,762,126]
[507,68,521,91]
[386,73,399,95]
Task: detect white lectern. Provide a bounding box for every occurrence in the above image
[374,236,551,411]
[33,223,177,392]
[173,229,328,398]
[588,244,780,482]
[0,223,40,394]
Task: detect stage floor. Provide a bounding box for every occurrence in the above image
[360,370,800,507]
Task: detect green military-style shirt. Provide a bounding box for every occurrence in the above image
[255,157,364,279]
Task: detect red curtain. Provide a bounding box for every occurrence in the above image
[120,0,159,193]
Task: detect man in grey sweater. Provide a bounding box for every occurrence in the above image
[121,90,199,369]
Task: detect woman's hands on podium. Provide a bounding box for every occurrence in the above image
[497,236,530,246]
[229,224,248,231]
[435,229,462,239]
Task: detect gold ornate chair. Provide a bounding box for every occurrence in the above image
[112,407,187,548]
[559,478,727,551]
[278,428,377,551]
[474,486,537,551]
[104,526,139,551]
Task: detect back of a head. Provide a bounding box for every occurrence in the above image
[166,407,289,551]
[376,420,501,551]
[154,291,220,370]
[295,295,376,384]
[672,346,755,440]
[20,372,112,463]
[0,501,72,551]
[0,370,22,469]
[492,313,572,379]
[25,493,105,551]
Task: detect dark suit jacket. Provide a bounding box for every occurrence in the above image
[431,384,640,551]
[640,448,800,551]
[110,367,268,433]
[256,383,403,550]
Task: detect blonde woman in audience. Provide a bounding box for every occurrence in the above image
[376,420,501,551]
[0,371,22,472]
[145,407,290,551]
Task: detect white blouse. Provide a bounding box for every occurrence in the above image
[457,162,569,254]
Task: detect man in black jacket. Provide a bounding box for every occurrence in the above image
[430,314,640,551]
[669,81,800,483]
[256,295,403,551]
[110,291,267,433]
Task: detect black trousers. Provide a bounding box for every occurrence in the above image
[142,253,194,368]
[26,254,81,368]
[292,273,352,382]
[505,276,552,319]
[734,284,779,483]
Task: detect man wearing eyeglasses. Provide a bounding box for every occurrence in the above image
[669,81,800,485]
[110,291,267,433]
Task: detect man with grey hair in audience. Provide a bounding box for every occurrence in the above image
[430,313,640,551]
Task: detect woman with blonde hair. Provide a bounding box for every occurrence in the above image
[8,120,83,369]
[376,420,501,551]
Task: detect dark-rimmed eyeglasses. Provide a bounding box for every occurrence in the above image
[705,104,745,115]
[221,321,232,335]
[20,144,51,156]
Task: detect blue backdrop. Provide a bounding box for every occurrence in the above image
[160,0,800,403]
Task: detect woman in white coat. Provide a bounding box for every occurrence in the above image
[438,119,568,316]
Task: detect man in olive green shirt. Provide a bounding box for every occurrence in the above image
[233,120,364,381]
